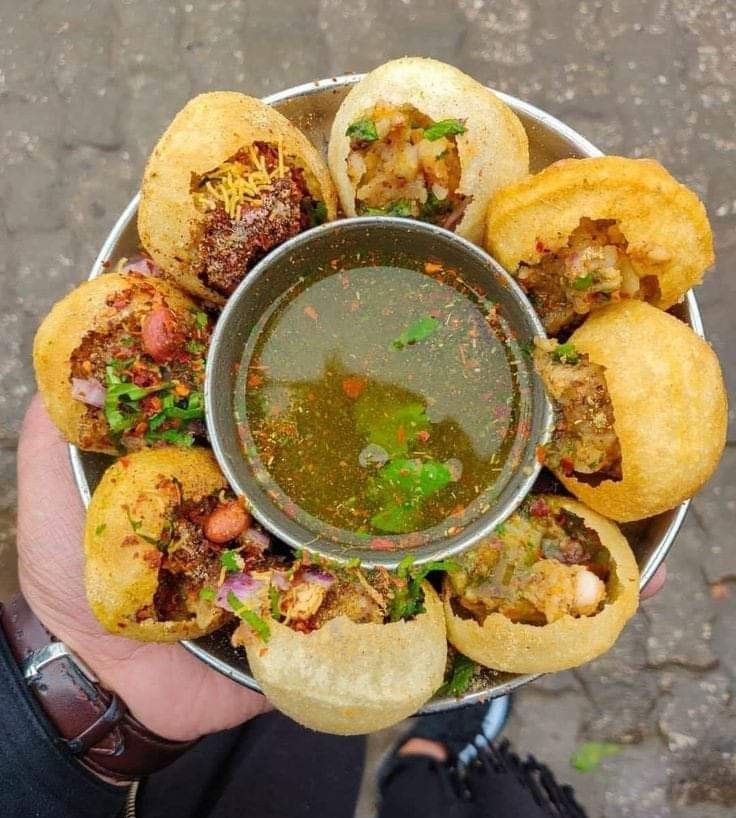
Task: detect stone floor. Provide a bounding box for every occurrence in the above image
[1,1,734,816]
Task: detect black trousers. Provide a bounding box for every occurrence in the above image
[140,712,587,818]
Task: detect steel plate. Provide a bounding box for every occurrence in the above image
[69,74,703,712]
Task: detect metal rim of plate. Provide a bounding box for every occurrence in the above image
[69,74,703,713]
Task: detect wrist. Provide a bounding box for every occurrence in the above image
[0,594,197,781]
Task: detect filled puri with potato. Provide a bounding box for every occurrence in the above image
[32,60,728,736]
[236,556,448,735]
[84,447,275,641]
[486,156,714,335]
[87,445,450,732]
[328,57,529,244]
[533,301,727,522]
[33,272,212,454]
[443,495,639,674]
[139,92,337,303]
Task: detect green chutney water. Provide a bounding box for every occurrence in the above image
[236,264,520,537]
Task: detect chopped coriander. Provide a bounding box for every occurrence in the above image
[369,458,453,534]
[391,315,441,350]
[552,342,579,365]
[199,587,216,602]
[126,508,169,549]
[424,119,466,141]
[119,336,136,347]
[108,356,136,369]
[572,274,594,290]
[308,200,328,227]
[570,742,624,773]
[268,585,282,620]
[363,199,413,218]
[220,549,242,573]
[95,523,107,536]
[494,523,507,536]
[227,591,270,642]
[346,119,378,143]
[186,339,205,355]
[355,397,429,457]
[389,556,460,622]
[436,653,477,697]
[192,310,208,330]
[345,557,362,569]
[420,190,452,220]
[103,367,173,435]
[126,509,143,532]
[155,429,195,447]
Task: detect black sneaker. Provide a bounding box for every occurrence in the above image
[399,695,512,764]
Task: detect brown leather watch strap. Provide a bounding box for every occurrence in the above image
[0,594,196,782]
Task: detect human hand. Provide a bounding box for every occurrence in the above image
[17,395,270,741]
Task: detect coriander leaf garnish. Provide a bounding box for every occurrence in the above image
[368,458,453,535]
[193,310,209,330]
[146,428,194,447]
[420,190,452,219]
[268,585,282,620]
[346,119,378,143]
[391,315,441,350]
[355,396,430,457]
[199,587,215,602]
[436,653,477,698]
[103,366,173,435]
[186,339,205,355]
[125,509,170,550]
[307,200,328,227]
[552,342,579,365]
[95,523,107,536]
[424,119,466,141]
[363,199,413,218]
[389,555,460,622]
[227,591,270,642]
[572,273,594,290]
[126,509,143,532]
[220,549,243,573]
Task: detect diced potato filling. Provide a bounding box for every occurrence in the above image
[450,498,610,625]
[518,218,664,334]
[346,102,468,228]
[534,338,622,482]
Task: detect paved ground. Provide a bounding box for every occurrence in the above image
[1,2,734,816]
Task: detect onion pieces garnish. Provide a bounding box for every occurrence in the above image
[301,568,335,588]
[216,573,264,611]
[71,377,106,408]
[244,527,270,551]
[271,570,290,591]
[122,256,162,277]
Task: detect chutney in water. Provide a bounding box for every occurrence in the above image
[236,262,521,537]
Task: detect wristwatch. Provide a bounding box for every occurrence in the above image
[0,594,196,783]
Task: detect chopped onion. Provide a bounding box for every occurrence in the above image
[123,256,162,277]
[216,573,264,611]
[302,568,335,588]
[244,527,270,551]
[271,571,290,591]
[71,377,106,408]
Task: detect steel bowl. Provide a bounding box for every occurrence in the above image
[69,74,704,711]
[205,216,552,568]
